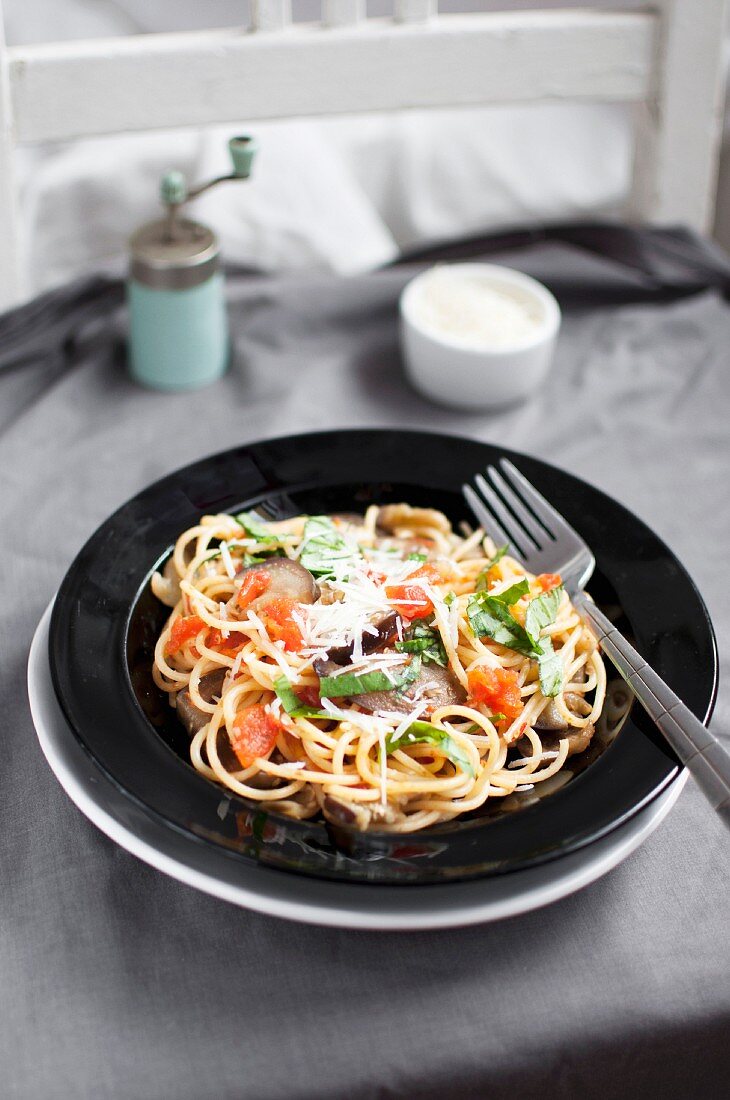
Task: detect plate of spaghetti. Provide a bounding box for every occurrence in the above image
[49,429,717,884]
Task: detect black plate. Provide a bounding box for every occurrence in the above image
[49,430,717,884]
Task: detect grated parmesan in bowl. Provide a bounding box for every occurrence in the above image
[399,261,561,410]
[408,265,544,351]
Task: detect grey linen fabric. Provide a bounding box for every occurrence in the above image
[1,227,729,1099]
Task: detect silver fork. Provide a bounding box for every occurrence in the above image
[463,459,730,828]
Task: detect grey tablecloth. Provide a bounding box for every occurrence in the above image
[2,225,729,1099]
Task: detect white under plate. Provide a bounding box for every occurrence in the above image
[28,601,685,930]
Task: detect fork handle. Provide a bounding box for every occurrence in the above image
[574,594,730,827]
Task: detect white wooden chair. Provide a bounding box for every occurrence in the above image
[0,0,726,309]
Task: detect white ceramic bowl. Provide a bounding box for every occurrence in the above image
[399,262,561,410]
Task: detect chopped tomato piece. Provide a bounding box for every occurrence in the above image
[260,597,304,651]
[205,628,248,657]
[467,666,524,720]
[165,614,206,656]
[229,704,281,768]
[386,582,433,620]
[236,569,272,609]
[386,564,441,621]
[536,573,562,593]
[410,563,442,583]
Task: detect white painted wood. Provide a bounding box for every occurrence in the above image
[251,0,292,33]
[0,8,21,308]
[323,0,364,29]
[394,0,436,25]
[0,1,727,308]
[8,13,654,143]
[628,0,728,232]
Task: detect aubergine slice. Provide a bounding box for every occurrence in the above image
[237,557,319,608]
[326,612,399,665]
[355,661,466,716]
[175,668,227,736]
[315,651,466,717]
[520,692,595,757]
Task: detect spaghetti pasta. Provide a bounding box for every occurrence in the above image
[151,503,606,833]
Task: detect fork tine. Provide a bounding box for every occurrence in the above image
[486,464,550,547]
[498,459,583,545]
[474,473,533,557]
[462,483,525,562]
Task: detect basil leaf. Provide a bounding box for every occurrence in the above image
[395,654,422,691]
[385,721,475,777]
[318,669,392,698]
[234,510,277,542]
[299,516,360,579]
[469,584,565,696]
[395,624,447,666]
[467,593,537,656]
[525,585,564,639]
[524,586,564,697]
[491,579,530,606]
[536,637,563,698]
[475,544,509,591]
[469,582,561,644]
[319,659,417,699]
[273,676,329,718]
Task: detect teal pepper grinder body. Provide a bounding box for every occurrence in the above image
[127,136,257,391]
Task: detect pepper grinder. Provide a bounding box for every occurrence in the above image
[127,135,257,391]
